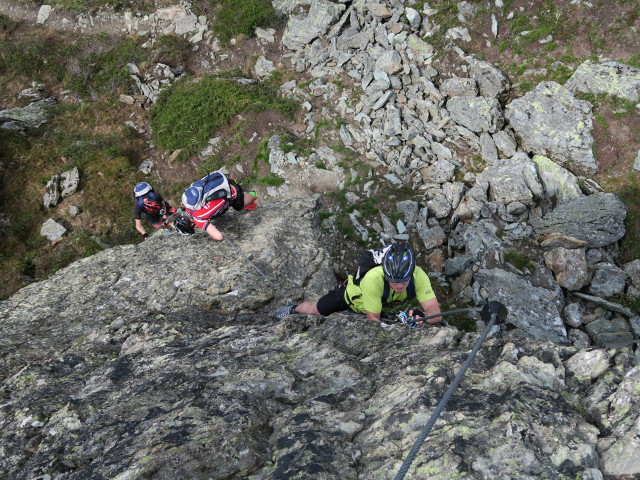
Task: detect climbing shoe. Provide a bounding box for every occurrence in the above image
[273,305,297,319]
[245,190,258,211]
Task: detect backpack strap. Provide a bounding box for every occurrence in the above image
[382,277,416,303]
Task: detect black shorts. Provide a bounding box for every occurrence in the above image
[316,283,350,316]
[229,180,245,211]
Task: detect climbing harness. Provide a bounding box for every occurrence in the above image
[392,301,508,480]
[224,237,291,304]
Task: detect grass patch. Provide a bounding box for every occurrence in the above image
[0,100,150,298]
[190,0,281,45]
[151,74,297,160]
[600,174,640,264]
[504,251,536,272]
[0,28,191,98]
[256,174,284,187]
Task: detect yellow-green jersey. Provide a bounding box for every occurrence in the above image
[343,265,436,314]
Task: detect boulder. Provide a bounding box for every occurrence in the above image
[447,96,504,133]
[505,82,596,175]
[474,268,567,343]
[565,60,640,102]
[282,0,346,50]
[544,247,590,291]
[530,193,627,248]
[40,218,66,241]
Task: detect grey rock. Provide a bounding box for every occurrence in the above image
[564,302,584,328]
[492,129,518,158]
[588,263,627,298]
[138,158,154,174]
[593,331,634,349]
[540,233,588,250]
[506,82,596,175]
[446,96,504,133]
[368,3,392,18]
[59,167,80,198]
[419,224,446,249]
[474,268,567,343]
[443,255,474,277]
[405,7,421,29]
[634,150,640,172]
[439,77,478,97]
[450,221,508,260]
[68,206,81,217]
[480,132,498,164]
[565,60,640,102]
[529,193,627,248]
[420,159,456,184]
[573,292,636,318]
[282,1,346,50]
[43,174,61,208]
[532,155,583,205]
[630,316,640,338]
[585,318,620,338]
[0,98,56,132]
[339,124,353,146]
[427,193,452,219]
[568,328,591,348]
[565,349,611,380]
[406,35,434,57]
[466,56,511,100]
[395,200,419,224]
[375,50,403,75]
[475,157,542,207]
[40,218,66,241]
[37,5,52,24]
[254,55,276,78]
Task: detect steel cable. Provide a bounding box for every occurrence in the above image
[392,311,500,480]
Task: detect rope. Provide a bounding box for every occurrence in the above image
[392,311,500,480]
[224,237,291,303]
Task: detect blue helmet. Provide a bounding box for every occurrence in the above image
[134,182,152,197]
[382,242,415,283]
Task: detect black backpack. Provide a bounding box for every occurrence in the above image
[353,245,416,303]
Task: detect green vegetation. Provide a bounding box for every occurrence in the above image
[0,32,190,98]
[504,251,536,272]
[601,174,640,264]
[613,294,640,315]
[191,0,280,44]
[0,99,148,298]
[151,74,297,160]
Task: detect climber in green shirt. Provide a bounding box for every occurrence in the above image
[274,242,442,324]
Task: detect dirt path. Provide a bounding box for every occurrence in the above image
[0,0,141,35]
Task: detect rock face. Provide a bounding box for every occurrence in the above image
[1,197,639,480]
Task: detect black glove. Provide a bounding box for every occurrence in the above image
[142,233,149,239]
[410,309,425,319]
